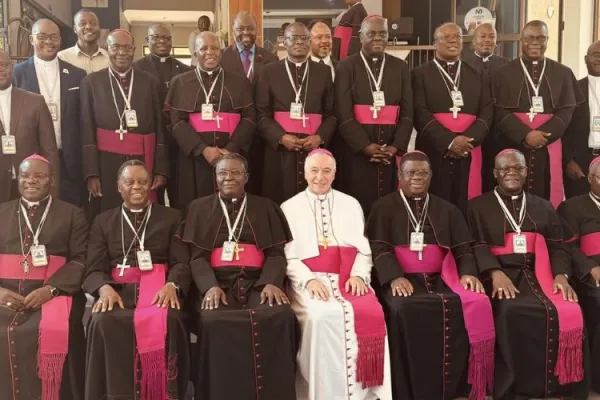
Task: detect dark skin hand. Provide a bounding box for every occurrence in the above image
[390,277,414,297]
[152,283,180,309]
[260,284,290,306]
[553,274,578,302]
[23,286,53,309]
[490,269,520,299]
[0,287,26,311]
[281,134,305,151]
[590,266,600,287]
[524,130,551,148]
[202,286,228,310]
[565,160,586,180]
[92,284,125,313]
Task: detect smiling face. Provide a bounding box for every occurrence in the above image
[521,22,548,60]
[74,10,100,45]
[310,22,332,59]
[118,165,151,209]
[196,32,221,70]
[305,153,336,195]
[18,160,54,202]
[285,24,310,60]
[473,23,496,57]
[216,158,248,199]
[589,162,600,197]
[107,31,135,72]
[233,13,257,49]
[360,17,388,57]
[0,51,13,90]
[147,24,172,57]
[31,19,61,61]
[494,152,528,195]
[398,160,432,197]
[434,23,463,61]
[585,41,600,77]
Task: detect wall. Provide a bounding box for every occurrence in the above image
[526,0,560,60]
[361,0,382,15]
[31,0,72,25]
[130,24,193,59]
[561,0,594,79]
[123,0,212,11]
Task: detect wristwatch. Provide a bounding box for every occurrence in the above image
[47,285,59,297]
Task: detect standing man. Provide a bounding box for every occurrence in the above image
[563,40,600,198]
[58,9,109,74]
[0,50,58,203]
[81,29,167,219]
[413,22,493,215]
[464,23,510,78]
[468,149,588,400]
[165,32,256,213]
[134,23,191,205]
[188,16,211,67]
[335,16,413,215]
[308,20,336,81]
[13,19,87,207]
[256,22,336,204]
[333,0,368,60]
[490,20,583,208]
[0,155,88,400]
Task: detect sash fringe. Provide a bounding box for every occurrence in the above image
[554,328,584,385]
[467,338,495,400]
[139,349,168,400]
[356,336,385,389]
[38,353,67,400]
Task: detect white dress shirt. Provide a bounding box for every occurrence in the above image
[589,75,600,148]
[0,85,13,177]
[58,44,109,74]
[310,54,335,81]
[34,56,61,149]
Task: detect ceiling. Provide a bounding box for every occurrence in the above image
[122,10,215,26]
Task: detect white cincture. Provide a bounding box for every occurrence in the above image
[399,190,429,260]
[519,58,547,122]
[218,195,248,261]
[108,68,136,138]
[285,59,310,126]
[195,67,226,128]
[494,188,528,254]
[360,51,387,118]
[18,196,53,270]
[119,204,152,276]
[433,59,463,119]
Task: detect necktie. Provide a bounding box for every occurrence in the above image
[241,49,251,75]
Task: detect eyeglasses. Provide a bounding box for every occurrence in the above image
[363,30,389,39]
[401,169,431,178]
[19,173,50,181]
[108,44,135,53]
[522,35,548,44]
[495,166,527,175]
[588,52,600,61]
[35,34,60,42]
[148,34,172,42]
[285,35,309,43]
[0,62,12,70]
[438,33,462,43]
[217,170,246,179]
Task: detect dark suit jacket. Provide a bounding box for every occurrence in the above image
[133,55,192,104]
[221,44,278,88]
[0,87,58,202]
[13,57,86,202]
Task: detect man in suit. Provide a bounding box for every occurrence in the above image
[308,20,336,81]
[134,23,191,205]
[563,40,600,197]
[221,10,278,195]
[0,50,58,203]
[14,19,87,206]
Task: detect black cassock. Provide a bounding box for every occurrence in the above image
[83,204,191,400]
[332,2,367,60]
[366,192,477,400]
[558,194,600,393]
[335,53,413,215]
[0,198,88,400]
[490,58,583,206]
[180,193,297,400]
[468,191,590,400]
[413,59,493,215]
[165,68,256,212]
[256,59,336,204]
[463,53,510,80]
[81,68,168,219]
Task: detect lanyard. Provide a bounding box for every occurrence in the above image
[284,59,309,104]
[433,59,462,92]
[494,188,527,235]
[108,68,134,128]
[589,192,600,211]
[520,58,546,97]
[399,190,429,233]
[19,196,52,246]
[219,194,247,242]
[121,204,151,257]
[360,51,386,92]
[37,61,60,102]
[195,67,222,104]
[589,77,600,114]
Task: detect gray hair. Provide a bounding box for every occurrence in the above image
[195,31,222,51]
[304,151,337,171]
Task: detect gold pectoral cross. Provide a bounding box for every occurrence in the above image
[234,242,244,261]
[319,236,329,250]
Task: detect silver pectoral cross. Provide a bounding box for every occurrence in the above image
[370,105,381,119]
[20,259,30,274]
[299,113,309,128]
[117,260,130,277]
[116,126,127,141]
[450,104,461,119]
[214,113,223,129]
[527,107,537,123]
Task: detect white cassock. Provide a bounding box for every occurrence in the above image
[281,188,392,400]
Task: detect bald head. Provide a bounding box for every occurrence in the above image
[310,21,332,59]
[494,150,527,194]
[473,23,497,57]
[434,23,462,61]
[106,30,135,72]
[30,19,61,61]
[195,31,221,71]
[233,11,257,49]
[147,23,172,57]
[586,40,600,77]
[284,22,310,61]
[521,20,548,60]
[360,16,388,57]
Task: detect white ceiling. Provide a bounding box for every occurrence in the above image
[123,10,214,26]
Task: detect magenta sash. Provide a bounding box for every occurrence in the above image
[490,232,584,384]
[393,246,495,400]
[513,113,564,208]
[96,128,158,203]
[189,112,241,136]
[0,254,71,400]
[433,113,482,199]
[111,263,169,400]
[273,112,322,136]
[210,244,265,268]
[303,246,386,389]
[353,105,399,125]
[581,232,600,257]
[333,25,352,60]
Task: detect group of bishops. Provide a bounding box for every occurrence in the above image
[2,1,600,399]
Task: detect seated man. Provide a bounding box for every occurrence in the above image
[0,154,88,400]
[179,153,297,400]
[83,160,190,400]
[282,149,392,400]
[468,149,588,400]
[558,155,600,394]
[366,151,495,400]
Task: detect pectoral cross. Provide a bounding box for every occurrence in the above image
[117,260,130,277]
[299,113,309,128]
[528,107,537,123]
[319,236,329,250]
[214,113,223,129]
[20,259,30,274]
[116,126,127,141]
[370,105,380,119]
[450,104,461,119]
[234,243,244,261]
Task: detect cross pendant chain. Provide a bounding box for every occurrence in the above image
[528,108,537,123]
[234,242,244,261]
[450,105,461,119]
[116,127,127,141]
[20,259,30,274]
[319,236,329,250]
[370,105,380,119]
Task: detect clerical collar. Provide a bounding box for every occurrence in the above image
[110,66,132,78]
[591,191,600,202]
[287,57,307,68]
[34,55,59,66]
[435,57,459,66]
[360,50,382,63]
[475,52,492,62]
[21,195,50,209]
[522,57,545,66]
[495,187,523,201]
[151,54,171,63]
[220,192,246,204]
[310,54,331,65]
[305,187,332,201]
[123,202,150,213]
[197,65,221,76]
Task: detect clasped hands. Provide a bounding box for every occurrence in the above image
[280,134,322,152]
[0,286,54,311]
[363,144,398,165]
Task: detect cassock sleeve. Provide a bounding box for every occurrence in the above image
[82,216,115,296]
[47,207,88,295]
[189,245,220,296]
[36,95,60,197]
[491,71,532,145]
[392,61,414,152]
[314,70,337,147]
[545,206,573,278]
[336,61,372,153]
[256,67,286,151]
[556,201,596,279]
[255,244,288,289]
[225,79,257,154]
[284,251,316,290]
[448,206,479,277]
[80,75,100,181]
[366,200,403,286]
[349,203,373,285]
[537,69,581,144]
[168,215,192,297]
[412,67,457,153]
[467,202,504,275]
[462,74,493,147]
[150,76,169,177]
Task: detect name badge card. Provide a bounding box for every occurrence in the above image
[1,135,16,154]
[373,91,386,107]
[31,244,48,267]
[451,90,464,107]
[290,102,303,120]
[47,102,59,121]
[221,241,235,262]
[136,250,153,271]
[125,109,138,128]
[513,234,527,254]
[201,104,214,121]
[409,232,425,252]
[593,116,600,133]
[532,96,544,113]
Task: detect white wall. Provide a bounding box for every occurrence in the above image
[31,0,72,26]
[561,0,594,79]
[130,24,195,59]
[361,0,382,16]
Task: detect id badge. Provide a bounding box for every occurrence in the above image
[451,90,464,107]
[47,102,59,121]
[593,116,600,133]
[290,102,303,120]
[221,241,235,262]
[592,131,600,148]
[373,91,386,107]
[1,135,16,155]
[409,232,425,252]
[513,234,527,254]
[201,103,214,121]
[532,96,544,113]
[125,109,138,128]
[136,250,153,271]
[31,244,48,267]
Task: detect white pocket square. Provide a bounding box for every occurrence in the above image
[68,87,79,91]
[62,68,70,74]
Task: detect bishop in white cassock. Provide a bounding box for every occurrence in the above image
[281,149,392,400]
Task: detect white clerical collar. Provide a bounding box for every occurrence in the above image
[21,195,50,208]
[590,75,600,84]
[475,52,492,62]
[110,67,132,78]
[310,54,331,65]
[287,57,307,68]
[305,187,332,202]
[34,55,59,66]
[0,85,12,97]
[197,66,221,76]
[591,191,600,201]
[124,202,150,213]
[151,54,171,63]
